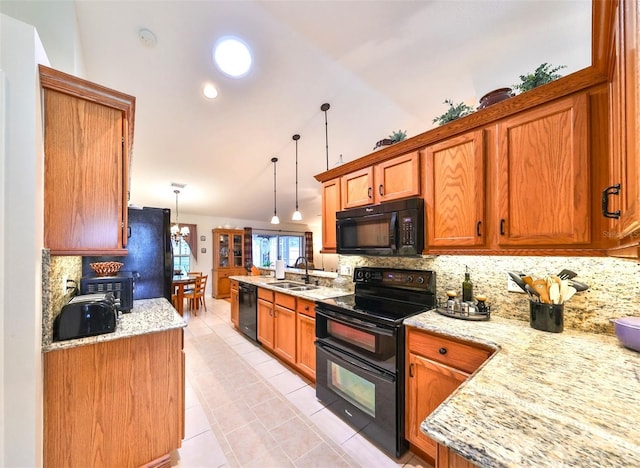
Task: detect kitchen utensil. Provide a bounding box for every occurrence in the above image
[508,271,527,293]
[559,280,569,303]
[611,317,640,353]
[567,279,589,292]
[549,282,560,304]
[557,269,577,280]
[522,275,534,287]
[562,286,577,302]
[525,284,540,301]
[532,279,551,303]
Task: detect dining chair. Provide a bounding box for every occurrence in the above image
[185,275,207,315]
[187,271,202,276]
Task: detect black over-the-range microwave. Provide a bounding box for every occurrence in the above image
[336,197,424,256]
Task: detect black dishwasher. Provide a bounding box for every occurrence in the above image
[238,283,258,342]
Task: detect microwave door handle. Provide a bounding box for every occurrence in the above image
[389,212,397,254]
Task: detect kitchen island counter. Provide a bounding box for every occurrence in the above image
[43,297,185,352]
[405,311,640,467]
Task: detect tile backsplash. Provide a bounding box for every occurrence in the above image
[337,254,640,335]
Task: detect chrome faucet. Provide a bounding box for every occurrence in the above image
[294,256,310,284]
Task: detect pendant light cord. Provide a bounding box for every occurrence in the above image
[321,103,330,170]
[271,157,278,216]
[293,134,300,210]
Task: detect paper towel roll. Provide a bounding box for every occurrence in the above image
[275,260,285,279]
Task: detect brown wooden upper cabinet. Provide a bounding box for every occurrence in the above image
[321,178,341,252]
[40,65,135,256]
[424,130,486,248]
[496,94,590,247]
[607,0,640,255]
[341,151,421,208]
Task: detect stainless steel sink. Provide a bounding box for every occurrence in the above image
[271,282,319,291]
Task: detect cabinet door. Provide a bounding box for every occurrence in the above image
[321,178,341,251]
[43,89,126,254]
[375,151,421,203]
[230,284,239,328]
[257,298,274,350]
[216,232,231,268]
[296,298,316,380]
[341,167,374,208]
[274,305,296,365]
[232,232,244,268]
[406,353,468,460]
[496,94,590,246]
[425,131,486,247]
[613,0,640,242]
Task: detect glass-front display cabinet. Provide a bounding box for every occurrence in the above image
[212,228,245,298]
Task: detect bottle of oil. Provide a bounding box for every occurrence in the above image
[462,266,473,302]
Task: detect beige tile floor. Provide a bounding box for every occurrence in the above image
[172,296,432,468]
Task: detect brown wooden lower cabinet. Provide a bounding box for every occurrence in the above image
[405,327,492,466]
[296,298,316,381]
[43,328,185,467]
[230,279,239,328]
[437,444,477,468]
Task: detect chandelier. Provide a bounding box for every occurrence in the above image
[171,188,189,244]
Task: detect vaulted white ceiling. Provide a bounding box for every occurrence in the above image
[6,0,592,228]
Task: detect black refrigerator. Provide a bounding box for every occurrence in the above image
[82,206,174,301]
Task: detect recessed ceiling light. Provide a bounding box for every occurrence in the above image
[138,28,157,48]
[203,83,218,99]
[213,37,252,78]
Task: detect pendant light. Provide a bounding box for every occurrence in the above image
[170,187,189,244]
[270,157,280,224]
[292,134,302,221]
[321,103,330,171]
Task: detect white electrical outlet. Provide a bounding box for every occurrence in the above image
[507,274,525,293]
[339,265,352,276]
[62,275,69,294]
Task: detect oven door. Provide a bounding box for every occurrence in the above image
[315,307,397,372]
[315,341,405,458]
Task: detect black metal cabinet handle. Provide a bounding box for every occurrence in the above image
[409,362,414,378]
[367,187,372,199]
[476,221,482,237]
[439,347,447,355]
[500,219,506,235]
[379,184,384,196]
[602,184,621,219]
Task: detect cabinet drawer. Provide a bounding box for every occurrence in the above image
[258,287,273,302]
[407,329,492,374]
[275,292,296,310]
[230,279,239,290]
[296,298,316,318]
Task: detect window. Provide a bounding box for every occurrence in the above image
[172,238,191,273]
[252,232,304,268]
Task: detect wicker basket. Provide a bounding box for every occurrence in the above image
[90,261,124,277]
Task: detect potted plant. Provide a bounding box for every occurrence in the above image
[373,129,408,150]
[513,63,566,94]
[432,99,475,126]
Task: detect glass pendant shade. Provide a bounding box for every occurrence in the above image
[271,214,280,224]
[291,210,302,221]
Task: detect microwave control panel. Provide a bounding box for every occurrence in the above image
[400,215,415,246]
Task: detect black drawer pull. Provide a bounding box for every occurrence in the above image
[499,219,506,235]
[439,347,447,355]
[476,220,482,237]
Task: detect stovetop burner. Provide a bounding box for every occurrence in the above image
[316,267,436,326]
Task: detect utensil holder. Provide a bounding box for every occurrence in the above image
[529,301,563,333]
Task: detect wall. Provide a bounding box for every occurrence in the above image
[338,254,640,335]
[1,13,49,468]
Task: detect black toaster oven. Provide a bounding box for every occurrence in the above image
[80,272,134,312]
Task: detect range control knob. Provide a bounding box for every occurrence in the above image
[416,276,425,284]
[355,270,364,280]
[406,275,413,283]
[364,271,371,280]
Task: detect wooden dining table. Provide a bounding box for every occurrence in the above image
[172,274,197,316]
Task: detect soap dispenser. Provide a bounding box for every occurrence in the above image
[462,266,473,302]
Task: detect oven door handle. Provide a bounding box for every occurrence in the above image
[316,308,395,337]
[316,342,396,383]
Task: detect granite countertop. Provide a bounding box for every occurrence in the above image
[405,311,640,467]
[43,298,186,353]
[230,275,353,301]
